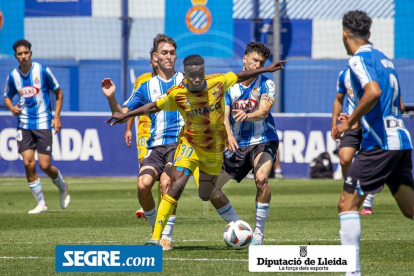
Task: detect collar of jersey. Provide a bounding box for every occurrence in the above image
[156,72,178,83]
[182,79,207,94]
[18,62,34,77]
[239,75,260,89]
[355,44,372,55]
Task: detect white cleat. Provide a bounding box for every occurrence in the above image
[28,205,48,214]
[251,229,264,245]
[59,181,70,209]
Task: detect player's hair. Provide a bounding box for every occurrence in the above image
[183,55,205,67]
[150,48,155,59]
[13,39,31,52]
[342,10,372,39]
[153,34,177,51]
[245,42,271,60]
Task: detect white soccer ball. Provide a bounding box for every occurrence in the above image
[223,220,253,249]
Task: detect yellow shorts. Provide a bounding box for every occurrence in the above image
[137,136,150,160]
[173,137,223,176]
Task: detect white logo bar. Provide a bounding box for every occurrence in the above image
[249,245,356,272]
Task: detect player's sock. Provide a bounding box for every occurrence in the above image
[363,194,375,209]
[144,208,157,228]
[255,202,270,234]
[275,169,282,174]
[339,211,361,274]
[215,202,239,223]
[161,215,176,243]
[151,195,176,241]
[51,171,65,192]
[29,178,46,206]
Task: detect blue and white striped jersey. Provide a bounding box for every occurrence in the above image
[225,74,278,147]
[337,68,356,115]
[123,72,184,147]
[348,44,412,150]
[4,62,59,130]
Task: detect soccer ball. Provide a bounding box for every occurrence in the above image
[223,220,253,249]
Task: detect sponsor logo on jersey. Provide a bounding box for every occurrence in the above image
[233,99,258,111]
[185,102,221,117]
[20,86,40,98]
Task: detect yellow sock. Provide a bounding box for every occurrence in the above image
[157,182,162,208]
[151,194,177,241]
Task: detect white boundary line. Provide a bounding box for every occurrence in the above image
[0,256,247,262]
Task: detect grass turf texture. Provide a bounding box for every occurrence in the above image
[0,177,413,276]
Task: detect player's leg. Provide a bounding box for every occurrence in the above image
[35,130,70,209]
[338,146,357,178]
[251,141,278,245]
[274,148,284,179]
[137,165,158,228]
[135,140,148,220]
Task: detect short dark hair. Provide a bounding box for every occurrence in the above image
[13,39,31,52]
[342,10,372,38]
[153,34,177,51]
[150,48,155,59]
[245,42,271,60]
[183,55,205,66]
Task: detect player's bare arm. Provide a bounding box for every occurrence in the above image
[400,96,405,114]
[331,92,345,140]
[106,102,161,126]
[124,117,135,147]
[332,81,381,139]
[224,105,238,152]
[235,60,287,83]
[232,98,273,122]
[101,78,130,115]
[51,87,63,134]
[4,97,22,116]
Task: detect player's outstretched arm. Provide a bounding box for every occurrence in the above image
[235,60,287,83]
[106,102,160,126]
[101,78,126,114]
[124,117,135,147]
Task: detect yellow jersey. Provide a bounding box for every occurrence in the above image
[133,72,153,138]
[156,72,238,153]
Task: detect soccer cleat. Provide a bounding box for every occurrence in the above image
[145,239,159,246]
[251,229,264,245]
[275,172,284,180]
[28,204,48,214]
[245,171,254,179]
[160,238,173,251]
[360,208,372,215]
[59,181,70,209]
[135,208,147,220]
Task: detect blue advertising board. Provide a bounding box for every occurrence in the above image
[165,0,233,58]
[1,113,414,178]
[25,0,92,17]
[0,0,24,57]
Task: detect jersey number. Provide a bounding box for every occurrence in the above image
[389,73,399,116]
[138,137,146,147]
[179,144,193,157]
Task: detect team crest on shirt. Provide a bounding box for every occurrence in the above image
[212,89,220,99]
[34,77,40,85]
[251,88,260,98]
[20,86,40,98]
[346,87,354,97]
[185,100,191,106]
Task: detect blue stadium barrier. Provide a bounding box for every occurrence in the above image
[1,112,413,178]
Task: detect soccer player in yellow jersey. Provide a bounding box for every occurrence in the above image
[106,55,286,246]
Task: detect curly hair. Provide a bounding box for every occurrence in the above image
[342,10,372,38]
[13,39,31,52]
[183,54,205,66]
[245,42,271,60]
[153,34,177,51]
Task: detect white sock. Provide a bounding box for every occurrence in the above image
[144,208,157,228]
[255,202,270,234]
[363,194,375,209]
[216,203,239,223]
[52,171,65,192]
[339,211,361,274]
[161,215,176,242]
[275,169,282,173]
[29,178,46,206]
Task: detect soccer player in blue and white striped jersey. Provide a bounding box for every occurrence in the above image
[101,34,183,251]
[3,39,70,214]
[332,11,414,276]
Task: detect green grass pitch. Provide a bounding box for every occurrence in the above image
[0,177,413,275]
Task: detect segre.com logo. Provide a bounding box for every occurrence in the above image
[55,245,162,272]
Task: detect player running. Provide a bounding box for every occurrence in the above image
[332,10,414,276]
[105,54,287,246]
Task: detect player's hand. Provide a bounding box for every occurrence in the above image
[101,78,116,97]
[232,109,248,122]
[339,113,360,130]
[265,60,287,72]
[106,112,126,126]
[125,130,132,147]
[332,120,351,139]
[227,134,239,152]
[10,103,22,116]
[51,117,61,134]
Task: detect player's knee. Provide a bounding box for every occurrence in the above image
[39,162,51,172]
[160,178,171,192]
[401,209,414,219]
[255,172,269,188]
[137,176,154,193]
[23,159,36,171]
[339,158,351,167]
